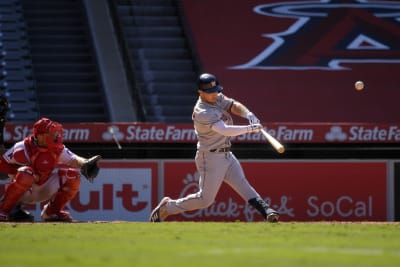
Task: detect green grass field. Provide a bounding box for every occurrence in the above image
[1,222,399,267]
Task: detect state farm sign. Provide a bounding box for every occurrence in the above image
[163,161,387,222]
[4,122,400,144]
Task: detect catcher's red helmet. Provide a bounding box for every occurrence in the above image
[33,117,63,150]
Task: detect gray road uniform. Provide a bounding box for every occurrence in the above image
[149,72,279,222]
[163,93,277,220]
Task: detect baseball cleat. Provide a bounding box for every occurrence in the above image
[9,205,34,222]
[266,207,279,223]
[41,204,73,222]
[266,212,279,223]
[149,197,170,222]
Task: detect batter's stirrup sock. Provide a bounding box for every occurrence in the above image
[248,197,271,219]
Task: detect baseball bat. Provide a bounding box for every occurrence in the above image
[108,126,122,150]
[260,128,285,154]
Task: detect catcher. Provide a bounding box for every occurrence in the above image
[0,117,101,222]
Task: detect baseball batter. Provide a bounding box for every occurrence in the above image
[149,73,279,223]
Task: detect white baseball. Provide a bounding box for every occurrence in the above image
[355,81,364,91]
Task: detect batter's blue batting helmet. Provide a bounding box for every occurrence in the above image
[197,73,223,93]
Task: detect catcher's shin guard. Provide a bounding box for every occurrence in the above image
[43,169,80,216]
[0,167,35,214]
[248,197,279,222]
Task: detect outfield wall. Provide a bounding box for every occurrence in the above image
[1,122,398,221]
[1,159,396,222]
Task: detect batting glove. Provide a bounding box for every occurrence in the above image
[247,112,260,125]
[247,123,263,133]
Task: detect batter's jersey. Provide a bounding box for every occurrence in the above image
[192,93,234,151]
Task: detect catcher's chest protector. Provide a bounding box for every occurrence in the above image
[14,138,62,185]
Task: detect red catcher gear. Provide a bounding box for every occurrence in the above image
[0,157,18,176]
[41,205,73,222]
[17,137,62,185]
[41,168,81,220]
[33,117,64,151]
[0,166,35,214]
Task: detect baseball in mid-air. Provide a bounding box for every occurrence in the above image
[355,81,364,91]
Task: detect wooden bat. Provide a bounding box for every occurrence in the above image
[260,128,285,154]
[108,126,122,150]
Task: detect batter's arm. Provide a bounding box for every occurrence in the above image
[230,101,251,118]
[230,100,260,125]
[212,120,261,136]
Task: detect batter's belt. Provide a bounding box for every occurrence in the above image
[209,147,230,153]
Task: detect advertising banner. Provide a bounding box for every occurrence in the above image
[4,122,400,144]
[163,161,387,222]
[0,160,389,222]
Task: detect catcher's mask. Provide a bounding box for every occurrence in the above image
[33,117,63,150]
[197,73,223,94]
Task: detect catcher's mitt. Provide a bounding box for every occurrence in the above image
[80,155,101,183]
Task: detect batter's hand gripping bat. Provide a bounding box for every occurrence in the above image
[260,128,285,154]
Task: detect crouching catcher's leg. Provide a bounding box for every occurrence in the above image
[41,168,81,222]
[0,167,35,220]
